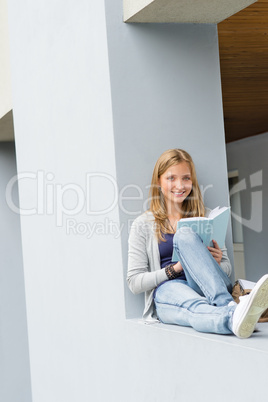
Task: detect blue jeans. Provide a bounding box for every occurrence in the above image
[154,227,236,334]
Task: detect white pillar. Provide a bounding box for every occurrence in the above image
[0,0,12,119]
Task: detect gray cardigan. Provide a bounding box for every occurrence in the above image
[127,210,232,322]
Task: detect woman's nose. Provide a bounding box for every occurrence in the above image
[174,179,184,189]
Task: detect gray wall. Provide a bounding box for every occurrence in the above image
[0,142,32,402]
[104,5,234,317]
[226,132,268,281]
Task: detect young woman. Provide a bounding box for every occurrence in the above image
[127,148,268,339]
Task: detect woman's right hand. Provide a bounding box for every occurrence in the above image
[173,261,184,274]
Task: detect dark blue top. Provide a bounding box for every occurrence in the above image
[158,233,175,268]
[158,233,186,281]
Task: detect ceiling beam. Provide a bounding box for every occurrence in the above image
[124,0,257,24]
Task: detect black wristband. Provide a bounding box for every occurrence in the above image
[165,264,182,280]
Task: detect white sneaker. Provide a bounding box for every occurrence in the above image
[232,274,268,339]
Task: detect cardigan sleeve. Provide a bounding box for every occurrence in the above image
[127,217,168,295]
[219,245,232,277]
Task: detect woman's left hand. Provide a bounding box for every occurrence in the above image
[207,240,223,264]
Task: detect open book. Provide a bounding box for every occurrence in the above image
[172,206,230,262]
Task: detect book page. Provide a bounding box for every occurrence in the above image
[208,206,229,219]
[178,216,207,223]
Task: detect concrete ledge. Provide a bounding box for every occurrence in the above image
[127,318,268,354]
[123,0,257,24]
[125,319,268,401]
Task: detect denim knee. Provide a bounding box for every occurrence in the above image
[174,227,197,248]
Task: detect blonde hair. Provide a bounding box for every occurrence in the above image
[149,149,205,241]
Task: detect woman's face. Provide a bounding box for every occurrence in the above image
[158,162,192,208]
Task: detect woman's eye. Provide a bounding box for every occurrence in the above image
[167,176,174,181]
[184,177,191,181]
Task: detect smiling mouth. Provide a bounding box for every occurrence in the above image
[172,191,185,196]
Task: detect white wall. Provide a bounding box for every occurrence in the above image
[7,1,126,401]
[226,132,268,281]
[0,0,12,119]
[5,0,244,401]
[0,142,32,402]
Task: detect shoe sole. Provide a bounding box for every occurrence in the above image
[234,274,268,339]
